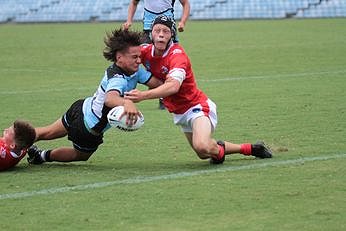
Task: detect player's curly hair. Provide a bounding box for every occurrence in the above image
[103,28,145,62]
[13,120,36,150]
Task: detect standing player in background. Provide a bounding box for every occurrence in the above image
[125,16,273,164]
[122,0,190,109]
[0,120,36,171]
[27,29,162,165]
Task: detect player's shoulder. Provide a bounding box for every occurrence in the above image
[106,64,125,79]
[141,43,152,54]
[169,43,186,56]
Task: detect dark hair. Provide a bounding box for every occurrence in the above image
[13,120,36,150]
[103,28,145,62]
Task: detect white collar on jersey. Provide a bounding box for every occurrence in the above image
[151,41,174,58]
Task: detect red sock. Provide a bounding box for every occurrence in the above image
[216,143,225,160]
[240,143,252,155]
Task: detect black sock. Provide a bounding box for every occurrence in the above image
[44,150,52,162]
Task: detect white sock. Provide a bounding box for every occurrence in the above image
[40,150,47,162]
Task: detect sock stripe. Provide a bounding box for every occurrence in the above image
[240,143,252,155]
[216,140,225,160]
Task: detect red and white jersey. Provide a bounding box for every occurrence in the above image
[141,43,208,114]
[0,138,25,171]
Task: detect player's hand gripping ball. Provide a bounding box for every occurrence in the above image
[107,106,144,131]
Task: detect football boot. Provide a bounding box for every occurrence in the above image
[27,145,45,164]
[251,141,273,158]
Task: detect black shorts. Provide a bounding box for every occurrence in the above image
[61,99,103,154]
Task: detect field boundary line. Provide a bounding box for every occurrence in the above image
[199,69,346,82]
[1,153,345,200]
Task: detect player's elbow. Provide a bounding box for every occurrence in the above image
[163,83,180,97]
[170,82,181,94]
[165,78,181,95]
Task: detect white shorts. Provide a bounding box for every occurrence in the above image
[173,99,218,133]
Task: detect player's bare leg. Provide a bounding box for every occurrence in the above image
[27,145,92,164]
[49,148,92,162]
[35,119,67,141]
[28,119,93,164]
[184,116,219,160]
[185,116,272,164]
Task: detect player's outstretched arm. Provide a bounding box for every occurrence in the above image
[125,77,180,102]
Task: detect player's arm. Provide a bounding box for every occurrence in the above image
[122,0,140,30]
[124,75,181,102]
[105,90,140,125]
[145,76,164,89]
[178,0,190,32]
[144,76,181,99]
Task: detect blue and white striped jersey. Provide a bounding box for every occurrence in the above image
[82,64,152,133]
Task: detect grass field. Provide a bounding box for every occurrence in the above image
[1,18,346,230]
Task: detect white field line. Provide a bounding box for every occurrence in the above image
[198,69,346,82]
[0,87,93,95]
[0,70,345,95]
[1,153,345,200]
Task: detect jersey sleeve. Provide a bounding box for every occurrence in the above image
[137,65,152,84]
[168,48,188,83]
[106,75,127,96]
[169,48,189,70]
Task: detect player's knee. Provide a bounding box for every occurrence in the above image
[195,153,209,160]
[193,141,213,159]
[75,151,93,161]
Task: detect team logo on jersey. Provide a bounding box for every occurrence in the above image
[161,66,169,75]
[172,49,183,55]
[192,108,201,113]
[113,73,124,79]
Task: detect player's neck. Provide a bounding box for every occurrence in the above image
[154,48,164,57]
[153,41,173,57]
[114,63,134,76]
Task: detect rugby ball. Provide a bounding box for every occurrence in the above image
[107,106,144,131]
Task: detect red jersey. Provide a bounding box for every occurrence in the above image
[0,138,25,171]
[141,43,208,114]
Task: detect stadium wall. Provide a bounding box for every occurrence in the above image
[1,0,345,23]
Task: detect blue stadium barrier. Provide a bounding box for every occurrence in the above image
[0,0,345,23]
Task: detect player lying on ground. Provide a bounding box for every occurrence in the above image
[27,29,162,165]
[0,120,36,171]
[125,15,273,164]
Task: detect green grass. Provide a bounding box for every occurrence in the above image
[1,19,346,230]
